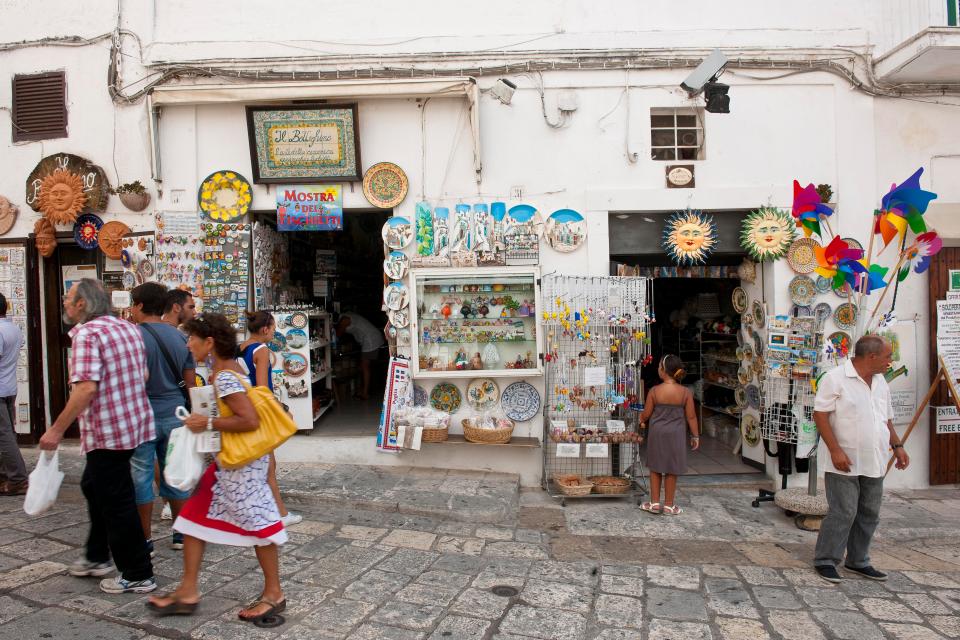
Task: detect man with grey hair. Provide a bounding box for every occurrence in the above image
[40,279,157,594]
[812,334,909,584]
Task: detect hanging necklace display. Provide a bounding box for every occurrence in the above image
[739,207,795,261]
[544,209,587,252]
[381,217,413,250]
[662,209,717,265]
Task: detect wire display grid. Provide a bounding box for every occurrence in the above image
[758,314,823,446]
[540,275,651,502]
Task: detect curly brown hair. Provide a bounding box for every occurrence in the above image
[183,313,237,359]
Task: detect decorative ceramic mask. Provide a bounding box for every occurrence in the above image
[662,209,717,265]
[38,169,87,225]
[740,207,795,261]
[34,218,57,257]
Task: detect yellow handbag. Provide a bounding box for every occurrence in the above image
[213,370,298,469]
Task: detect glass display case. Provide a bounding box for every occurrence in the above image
[409,266,542,378]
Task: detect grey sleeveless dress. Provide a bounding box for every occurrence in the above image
[646,386,689,475]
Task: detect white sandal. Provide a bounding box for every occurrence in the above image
[640,502,661,513]
[662,505,683,515]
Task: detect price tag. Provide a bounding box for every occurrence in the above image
[585,443,609,458]
[606,419,626,433]
[555,443,580,457]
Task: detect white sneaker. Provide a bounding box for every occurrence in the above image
[161,503,172,520]
[69,558,114,577]
[281,512,303,527]
[99,575,157,594]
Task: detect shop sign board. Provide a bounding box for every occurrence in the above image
[935,406,960,434]
[246,104,361,183]
[276,185,343,231]
[936,300,960,383]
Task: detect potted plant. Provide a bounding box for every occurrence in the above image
[112,181,151,212]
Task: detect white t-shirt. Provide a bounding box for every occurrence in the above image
[814,359,894,478]
[343,312,384,353]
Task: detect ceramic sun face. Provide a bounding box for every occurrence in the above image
[740,207,795,261]
[662,210,717,265]
[38,168,87,225]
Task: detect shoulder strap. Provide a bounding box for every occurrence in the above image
[141,323,187,395]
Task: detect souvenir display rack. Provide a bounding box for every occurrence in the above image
[201,222,251,328]
[266,307,333,430]
[540,275,651,504]
[758,314,822,445]
[0,242,31,435]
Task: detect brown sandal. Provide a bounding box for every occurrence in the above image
[239,597,287,628]
[146,592,199,616]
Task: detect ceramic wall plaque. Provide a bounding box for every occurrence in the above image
[662,209,717,266]
[544,209,587,252]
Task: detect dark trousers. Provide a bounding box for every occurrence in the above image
[0,396,27,484]
[81,449,153,581]
[814,472,884,569]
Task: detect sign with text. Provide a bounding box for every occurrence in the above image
[935,406,960,434]
[555,443,580,457]
[585,443,609,458]
[936,300,960,384]
[277,185,343,231]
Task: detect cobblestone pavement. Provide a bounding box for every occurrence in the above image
[2,449,960,639]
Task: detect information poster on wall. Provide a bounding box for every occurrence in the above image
[878,320,918,424]
[277,186,343,231]
[935,406,960,434]
[936,301,960,383]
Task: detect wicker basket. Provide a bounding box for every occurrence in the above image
[421,425,449,443]
[553,474,594,497]
[462,419,514,444]
[588,476,631,495]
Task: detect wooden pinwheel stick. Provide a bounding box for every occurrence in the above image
[866,250,908,330]
[885,356,960,476]
[858,211,880,304]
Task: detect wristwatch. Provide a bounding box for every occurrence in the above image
[891,443,903,449]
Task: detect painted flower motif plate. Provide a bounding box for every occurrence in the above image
[500,381,541,422]
[289,311,308,329]
[788,275,816,306]
[732,287,748,314]
[828,331,852,358]
[285,328,307,349]
[283,353,308,377]
[383,282,409,311]
[833,302,858,330]
[834,281,855,299]
[786,238,819,274]
[430,382,462,413]
[382,217,413,250]
[121,270,136,289]
[198,170,251,222]
[363,162,409,209]
[752,300,766,328]
[815,275,833,294]
[466,378,500,412]
[734,387,747,408]
[742,413,761,447]
[745,384,761,410]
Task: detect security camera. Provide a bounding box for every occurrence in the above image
[681,49,728,96]
[489,78,517,105]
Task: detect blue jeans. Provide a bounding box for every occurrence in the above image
[130,417,192,505]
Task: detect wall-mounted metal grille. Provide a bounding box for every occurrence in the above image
[12,72,67,142]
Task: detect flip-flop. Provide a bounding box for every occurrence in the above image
[662,505,684,515]
[146,592,199,616]
[239,597,287,628]
[640,502,661,514]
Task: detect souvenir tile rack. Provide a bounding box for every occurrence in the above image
[758,314,822,446]
[540,275,651,504]
[0,243,31,435]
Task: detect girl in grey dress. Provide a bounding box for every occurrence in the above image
[638,354,700,514]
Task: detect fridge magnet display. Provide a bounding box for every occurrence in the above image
[752,300,766,328]
[788,275,816,306]
[430,382,462,413]
[73,213,103,250]
[415,201,434,256]
[505,204,544,238]
[742,413,761,447]
[732,287,747,314]
[544,209,587,252]
[833,302,858,330]
[786,238,819,274]
[500,381,541,422]
[466,377,500,411]
[98,221,130,260]
[381,216,413,250]
[383,251,410,280]
[283,353,308,377]
[362,162,408,209]
[285,328,308,349]
[388,309,409,329]
[198,171,252,222]
[0,196,19,236]
[661,209,717,266]
[383,282,409,311]
[26,153,110,220]
[739,206,795,262]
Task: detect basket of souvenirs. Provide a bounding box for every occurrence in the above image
[553,474,594,497]
[588,476,631,495]
[462,416,514,444]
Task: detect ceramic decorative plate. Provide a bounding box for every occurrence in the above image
[786,238,819,274]
[737,259,757,284]
[842,237,863,251]
[383,250,410,280]
[833,302,858,330]
[745,384,761,410]
[738,366,752,385]
[500,381,541,422]
[752,330,763,355]
[74,213,103,250]
[742,343,754,360]
[283,353,308,377]
[289,311,308,329]
[121,270,136,289]
[543,209,586,252]
[466,378,500,411]
[137,258,155,280]
[752,300,766,328]
[362,162,409,209]
[815,275,832,294]
[98,220,130,260]
[430,382,462,413]
[198,170,251,222]
[388,309,409,329]
[732,287,748,314]
[834,281,855,299]
[814,302,832,328]
[788,275,816,306]
[413,385,428,407]
[752,356,764,375]
[383,282,409,311]
[734,387,747,408]
[742,313,753,328]
[735,347,745,360]
[505,204,544,238]
[382,217,413,250]
[286,328,307,349]
[742,413,761,447]
[828,331,852,358]
[793,305,812,317]
[269,330,287,352]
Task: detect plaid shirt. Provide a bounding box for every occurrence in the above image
[69,315,155,454]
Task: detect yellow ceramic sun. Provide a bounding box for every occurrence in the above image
[197,170,252,222]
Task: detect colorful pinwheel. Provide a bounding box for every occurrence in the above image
[814,236,865,289]
[859,262,888,294]
[792,181,834,237]
[898,231,942,281]
[875,168,938,250]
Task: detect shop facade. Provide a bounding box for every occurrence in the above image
[2,1,960,488]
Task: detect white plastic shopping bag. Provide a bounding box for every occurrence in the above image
[23,450,64,516]
[163,421,204,492]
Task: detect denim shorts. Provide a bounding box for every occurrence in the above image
[130,416,192,504]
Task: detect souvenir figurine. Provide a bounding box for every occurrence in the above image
[470,352,483,370]
[34,218,57,257]
[479,303,490,317]
[460,303,472,318]
[518,300,530,317]
[441,304,452,319]
[454,348,469,370]
[482,343,500,368]
[430,302,441,318]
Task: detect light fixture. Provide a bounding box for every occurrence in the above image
[616,214,631,219]
[489,79,517,106]
[704,81,730,114]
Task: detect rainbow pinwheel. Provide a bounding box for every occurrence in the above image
[860,262,888,293]
[898,231,942,282]
[876,168,938,250]
[814,236,865,289]
[792,181,834,237]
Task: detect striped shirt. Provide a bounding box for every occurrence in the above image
[69,315,155,454]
